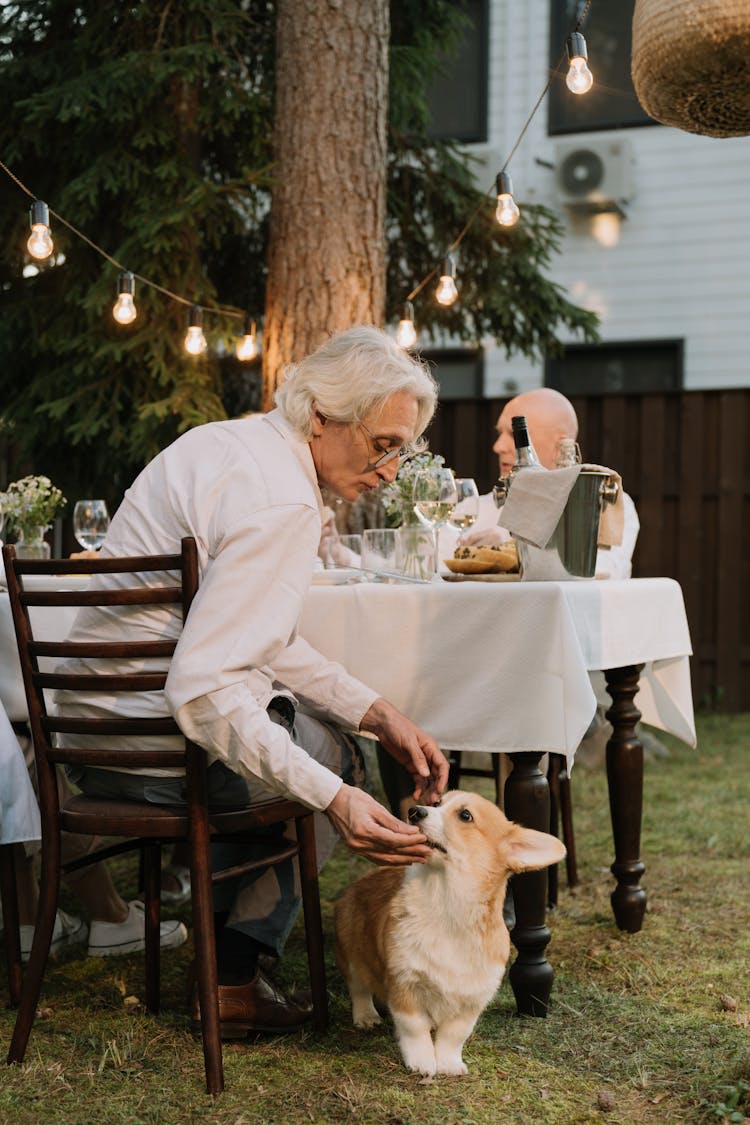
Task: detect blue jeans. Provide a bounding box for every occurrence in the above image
[66,704,365,955]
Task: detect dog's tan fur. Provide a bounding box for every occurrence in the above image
[334,790,566,1076]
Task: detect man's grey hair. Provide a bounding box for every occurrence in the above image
[275,325,438,440]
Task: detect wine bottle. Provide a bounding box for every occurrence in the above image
[510,415,543,473]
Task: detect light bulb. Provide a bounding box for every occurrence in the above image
[27,200,53,261]
[435,256,458,306]
[185,305,207,355]
[396,301,417,349]
[236,317,258,361]
[566,33,593,95]
[112,271,137,325]
[495,172,520,228]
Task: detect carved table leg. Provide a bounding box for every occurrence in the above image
[604,664,646,933]
[505,752,553,1017]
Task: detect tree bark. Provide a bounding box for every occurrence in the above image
[262,0,389,409]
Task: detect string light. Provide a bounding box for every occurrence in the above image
[236,315,259,361]
[112,270,137,325]
[184,305,208,356]
[27,200,54,261]
[396,301,417,349]
[495,172,520,228]
[566,32,594,95]
[435,256,458,306]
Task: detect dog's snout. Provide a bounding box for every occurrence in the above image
[408,806,428,824]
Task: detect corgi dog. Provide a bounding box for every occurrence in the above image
[334,790,566,1077]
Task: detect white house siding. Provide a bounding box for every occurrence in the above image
[473,0,750,395]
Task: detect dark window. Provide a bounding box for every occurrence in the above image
[545,340,683,395]
[548,1,654,135]
[425,348,484,400]
[427,0,488,143]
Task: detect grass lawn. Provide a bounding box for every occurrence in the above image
[1,712,749,1124]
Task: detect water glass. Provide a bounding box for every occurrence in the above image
[336,534,362,566]
[361,528,398,578]
[73,499,110,551]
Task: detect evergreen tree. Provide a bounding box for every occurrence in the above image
[0,0,598,508]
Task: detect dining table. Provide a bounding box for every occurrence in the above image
[0,570,696,1018]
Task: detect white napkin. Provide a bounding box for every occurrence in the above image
[580,464,624,548]
[500,466,581,549]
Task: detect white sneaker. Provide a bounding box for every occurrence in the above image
[87,900,188,958]
[19,908,88,964]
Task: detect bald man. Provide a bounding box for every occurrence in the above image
[441,387,639,579]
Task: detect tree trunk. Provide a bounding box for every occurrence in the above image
[262,0,389,409]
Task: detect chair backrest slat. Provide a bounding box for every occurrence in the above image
[30,640,177,658]
[21,589,181,607]
[11,554,182,575]
[47,746,186,768]
[33,672,168,692]
[43,717,181,736]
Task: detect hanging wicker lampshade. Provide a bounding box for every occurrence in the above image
[631,0,750,137]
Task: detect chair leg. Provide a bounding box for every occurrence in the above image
[0,845,22,1007]
[143,843,162,1015]
[558,770,579,888]
[447,751,462,791]
[190,825,223,1096]
[296,814,328,1033]
[547,756,561,908]
[7,829,61,1064]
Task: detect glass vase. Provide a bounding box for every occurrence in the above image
[396,525,435,581]
[15,525,51,559]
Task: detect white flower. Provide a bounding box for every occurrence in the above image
[0,474,66,536]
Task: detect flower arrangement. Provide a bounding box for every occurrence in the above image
[0,474,66,540]
[380,451,446,526]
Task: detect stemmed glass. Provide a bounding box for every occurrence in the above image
[448,478,480,535]
[412,467,458,576]
[73,499,110,551]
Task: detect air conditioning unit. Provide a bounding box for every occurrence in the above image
[555,139,634,214]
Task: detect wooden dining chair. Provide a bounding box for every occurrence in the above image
[2,538,328,1095]
[447,750,579,904]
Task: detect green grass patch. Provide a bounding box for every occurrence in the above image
[2,714,749,1123]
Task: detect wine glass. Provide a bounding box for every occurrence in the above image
[73,499,110,551]
[412,467,458,576]
[448,478,480,534]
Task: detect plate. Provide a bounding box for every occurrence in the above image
[441,572,521,582]
[310,567,359,585]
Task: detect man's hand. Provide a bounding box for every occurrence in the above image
[359,697,448,806]
[457,524,511,548]
[325,785,432,866]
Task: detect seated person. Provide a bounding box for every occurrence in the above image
[439,387,639,579]
[56,326,448,1038]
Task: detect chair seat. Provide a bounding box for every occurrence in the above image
[60,793,313,838]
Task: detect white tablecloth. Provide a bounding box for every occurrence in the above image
[299,577,696,758]
[0,575,695,843]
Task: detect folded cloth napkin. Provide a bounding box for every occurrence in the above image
[500,466,581,549]
[580,464,624,548]
[0,701,41,845]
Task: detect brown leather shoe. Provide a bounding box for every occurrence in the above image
[190,970,313,1039]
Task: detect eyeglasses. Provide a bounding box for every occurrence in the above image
[359,422,413,470]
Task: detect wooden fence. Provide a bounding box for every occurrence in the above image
[427,389,750,714]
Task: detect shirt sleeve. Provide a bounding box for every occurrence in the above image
[270,633,379,728]
[164,502,344,811]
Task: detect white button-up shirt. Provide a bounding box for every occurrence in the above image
[61,411,378,812]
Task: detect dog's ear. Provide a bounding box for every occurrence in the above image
[504,826,566,873]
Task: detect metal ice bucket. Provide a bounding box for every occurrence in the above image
[497,469,619,581]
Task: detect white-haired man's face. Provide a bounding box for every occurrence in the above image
[309,390,419,502]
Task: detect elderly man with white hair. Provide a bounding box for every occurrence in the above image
[60,326,448,1038]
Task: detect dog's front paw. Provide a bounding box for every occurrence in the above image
[400,1042,437,1077]
[351,997,382,1029]
[435,1053,468,1076]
